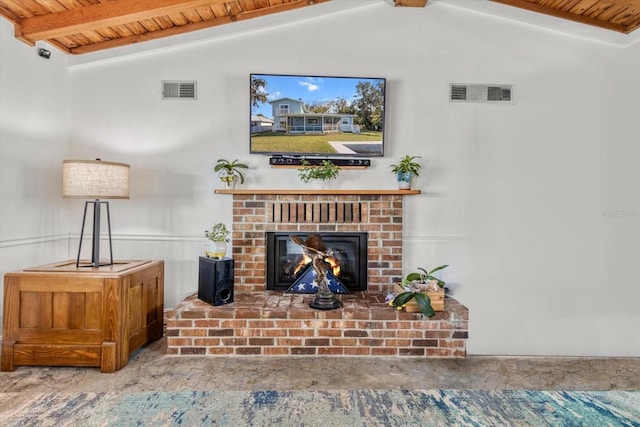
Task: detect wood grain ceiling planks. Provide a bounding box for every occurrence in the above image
[0,0,331,54]
[489,0,640,34]
[1,0,639,55]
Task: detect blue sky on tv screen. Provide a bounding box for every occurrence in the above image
[251,74,383,119]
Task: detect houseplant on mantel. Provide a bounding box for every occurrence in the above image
[214,158,248,189]
[390,155,421,190]
[297,159,340,185]
[389,265,448,318]
[204,222,230,258]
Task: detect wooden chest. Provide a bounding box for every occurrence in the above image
[1,260,164,373]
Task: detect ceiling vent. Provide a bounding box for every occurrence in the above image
[450,84,512,103]
[162,81,197,100]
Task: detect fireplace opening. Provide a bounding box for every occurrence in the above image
[266,232,368,292]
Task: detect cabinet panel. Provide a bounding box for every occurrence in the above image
[2,260,163,373]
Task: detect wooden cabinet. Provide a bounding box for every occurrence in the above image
[1,260,163,373]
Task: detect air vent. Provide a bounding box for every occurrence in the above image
[450,84,512,103]
[162,81,197,100]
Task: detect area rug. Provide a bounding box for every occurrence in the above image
[1,389,639,426]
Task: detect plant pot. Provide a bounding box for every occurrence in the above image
[394,284,444,312]
[205,240,228,258]
[308,180,328,190]
[397,172,412,189]
[219,172,239,189]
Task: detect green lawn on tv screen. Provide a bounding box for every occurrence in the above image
[250,131,382,154]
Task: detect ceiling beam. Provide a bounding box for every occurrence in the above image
[68,0,328,55]
[489,0,631,33]
[16,0,242,43]
[394,0,428,6]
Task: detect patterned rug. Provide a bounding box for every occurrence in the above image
[1,389,639,426]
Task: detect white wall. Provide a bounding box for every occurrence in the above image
[2,3,639,356]
[0,19,71,327]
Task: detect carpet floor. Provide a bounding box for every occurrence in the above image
[1,389,639,426]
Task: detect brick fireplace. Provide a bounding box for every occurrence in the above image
[231,191,406,294]
[166,189,469,357]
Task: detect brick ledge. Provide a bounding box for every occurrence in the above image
[166,292,469,358]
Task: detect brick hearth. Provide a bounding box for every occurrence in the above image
[167,190,469,358]
[166,292,469,357]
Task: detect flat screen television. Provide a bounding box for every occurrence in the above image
[250,73,386,157]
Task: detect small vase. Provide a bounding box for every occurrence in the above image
[220,172,238,189]
[309,180,327,190]
[205,240,227,258]
[397,172,412,189]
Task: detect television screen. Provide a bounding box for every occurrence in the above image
[250,73,386,157]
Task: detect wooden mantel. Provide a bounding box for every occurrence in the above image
[214,189,421,195]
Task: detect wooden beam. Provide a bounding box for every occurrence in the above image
[489,0,628,33]
[18,0,240,43]
[394,0,428,6]
[214,189,421,195]
[68,0,329,54]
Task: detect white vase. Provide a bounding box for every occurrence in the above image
[309,180,327,190]
[219,172,238,189]
[205,240,228,258]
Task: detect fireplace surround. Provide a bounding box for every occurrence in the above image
[166,189,469,358]
[227,190,412,294]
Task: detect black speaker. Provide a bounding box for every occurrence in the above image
[269,156,370,167]
[198,256,234,306]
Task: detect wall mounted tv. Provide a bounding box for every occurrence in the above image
[250,73,386,157]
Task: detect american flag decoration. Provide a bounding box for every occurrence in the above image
[285,265,350,294]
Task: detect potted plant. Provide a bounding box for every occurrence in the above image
[214,158,248,189]
[204,222,230,258]
[390,155,421,189]
[297,159,340,184]
[389,265,448,318]
[404,265,448,288]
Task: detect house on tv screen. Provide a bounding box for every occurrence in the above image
[269,97,359,134]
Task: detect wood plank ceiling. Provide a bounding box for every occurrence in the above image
[0,0,332,55]
[489,0,640,34]
[0,0,639,55]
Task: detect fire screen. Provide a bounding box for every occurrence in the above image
[266,232,368,292]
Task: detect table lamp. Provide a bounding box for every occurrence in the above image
[62,159,130,267]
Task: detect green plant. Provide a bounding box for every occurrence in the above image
[214,158,248,184]
[204,222,230,242]
[297,159,340,183]
[390,155,422,176]
[404,265,448,288]
[389,265,449,318]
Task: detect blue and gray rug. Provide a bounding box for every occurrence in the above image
[1,389,639,426]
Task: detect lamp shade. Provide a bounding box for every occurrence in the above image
[63,159,130,199]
